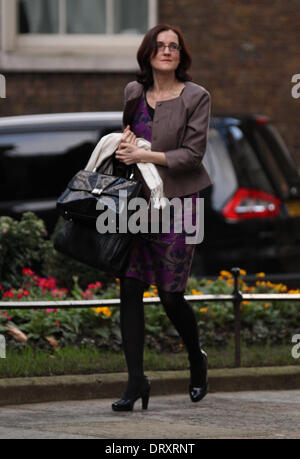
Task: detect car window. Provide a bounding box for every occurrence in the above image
[0,129,100,200]
[203,128,238,210]
[0,130,100,157]
[227,125,275,195]
[251,129,289,197]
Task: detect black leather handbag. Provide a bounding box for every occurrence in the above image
[53,218,135,275]
[56,164,142,224]
[54,158,143,275]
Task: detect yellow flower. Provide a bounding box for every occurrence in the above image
[239,269,247,276]
[256,280,266,286]
[274,283,287,292]
[143,291,157,298]
[242,301,251,304]
[288,289,300,294]
[192,289,203,295]
[264,303,270,308]
[219,270,232,278]
[92,307,112,317]
[256,272,265,277]
[226,278,234,286]
[200,307,208,313]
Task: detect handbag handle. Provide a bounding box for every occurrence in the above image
[94,157,135,181]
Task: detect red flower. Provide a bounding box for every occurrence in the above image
[87,281,102,290]
[3,312,12,321]
[22,268,34,276]
[3,291,14,299]
[0,284,3,291]
[56,320,60,328]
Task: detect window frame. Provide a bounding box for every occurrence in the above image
[0,0,157,71]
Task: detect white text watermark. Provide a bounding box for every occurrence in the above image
[0,74,6,99]
[291,74,300,99]
[95,192,204,245]
[291,334,300,359]
[0,334,6,359]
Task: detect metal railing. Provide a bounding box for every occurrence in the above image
[1,267,300,367]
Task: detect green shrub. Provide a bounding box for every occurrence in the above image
[0,213,51,290]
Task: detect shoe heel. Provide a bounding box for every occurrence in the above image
[142,389,150,410]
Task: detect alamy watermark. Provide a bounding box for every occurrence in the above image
[291,74,300,99]
[0,334,6,359]
[0,74,6,99]
[291,334,300,359]
[95,192,205,245]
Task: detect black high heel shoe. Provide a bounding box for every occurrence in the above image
[189,350,208,403]
[112,376,151,412]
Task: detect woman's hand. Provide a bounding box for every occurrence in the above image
[119,125,137,146]
[115,125,144,165]
[116,141,144,165]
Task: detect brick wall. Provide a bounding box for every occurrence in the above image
[1,0,300,160]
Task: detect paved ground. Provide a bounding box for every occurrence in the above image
[0,390,299,439]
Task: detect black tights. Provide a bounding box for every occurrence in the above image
[119,277,204,395]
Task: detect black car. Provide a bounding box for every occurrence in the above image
[1,111,300,279]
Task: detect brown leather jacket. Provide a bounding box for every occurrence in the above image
[122,80,212,199]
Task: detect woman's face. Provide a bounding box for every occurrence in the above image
[150,30,181,75]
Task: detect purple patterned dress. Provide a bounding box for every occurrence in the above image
[122,91,200,292]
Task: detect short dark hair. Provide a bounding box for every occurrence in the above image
[136,24,192,89]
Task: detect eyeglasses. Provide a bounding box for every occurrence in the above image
[155,42,181,53]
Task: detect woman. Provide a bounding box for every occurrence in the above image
[112,24,212,412]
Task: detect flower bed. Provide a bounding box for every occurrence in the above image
[1,268,300,352]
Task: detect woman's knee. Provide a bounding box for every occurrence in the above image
[120,277,148,303]
[158,289,185,310]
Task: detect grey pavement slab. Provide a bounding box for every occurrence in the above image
[0,390,299,439]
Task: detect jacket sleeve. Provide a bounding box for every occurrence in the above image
[164,91,211,175]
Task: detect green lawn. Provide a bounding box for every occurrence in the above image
[0,341,298,379]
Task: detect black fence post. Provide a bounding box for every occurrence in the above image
[231,267,243,367]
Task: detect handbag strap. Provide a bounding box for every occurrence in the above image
[94,161,135,181]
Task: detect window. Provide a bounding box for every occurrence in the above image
[0,0,157,71]
[18,0,149,35]
[0,129,101,199]
[227,125,275,194]
[203,128,238,211]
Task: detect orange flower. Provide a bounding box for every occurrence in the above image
[192,289,203,295]
[219,270,232,278]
